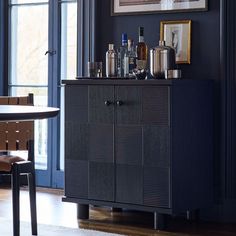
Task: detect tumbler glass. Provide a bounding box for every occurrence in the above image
[88,62,103,78]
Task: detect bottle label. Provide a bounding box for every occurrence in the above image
[139,36,144,43]
[136,60,147,70]
[128,57,136,72]
[124,56,136,77]
[117,52,121,76]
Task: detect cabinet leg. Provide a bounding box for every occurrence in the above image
[77,204,89,220]
[154,212,166,230]
[186,209,200,221]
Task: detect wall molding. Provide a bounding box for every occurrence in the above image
[220,0,236,199]
[77,0,96,76]
[208,0,236,222]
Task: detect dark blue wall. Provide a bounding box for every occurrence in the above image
[96,0,220,80]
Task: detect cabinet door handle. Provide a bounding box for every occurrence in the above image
[116,101,123,106]
[104,100,112,106]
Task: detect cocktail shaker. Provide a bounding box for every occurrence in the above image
[106,44,117,77]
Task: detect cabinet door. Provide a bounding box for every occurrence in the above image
[142,86,169,125]
[88,86,115,201]
[89,85,114,124]
[143,126,170,167]
[116,164,142,204]
[88,124,114,201]
[115,86,143,204]
[115,86,141,124]
[65,85,89,198]
[143,167,170,208]
[142,86,171,208]
[89,162,114,201]
[143,126,171,208]
[115,125,143,204]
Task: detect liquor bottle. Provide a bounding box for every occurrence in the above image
[106,44,117,77]
[117,33,128,77]
[124,39,137,78]
[136,27,148,70]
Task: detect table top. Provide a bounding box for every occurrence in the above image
[0,105,59,121]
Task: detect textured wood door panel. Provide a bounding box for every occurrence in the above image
[143,167,170,208]
[89,162,114,201]
[115,125,142,165]
[142,86,169,125]
[65,160,88,199]
[88,124,114,163]
[143,125,170,167]
[65,123,88,160]
[115,86,141,124]
[116,164,142,204]
[65,85,88,123]
[89,86,114,124]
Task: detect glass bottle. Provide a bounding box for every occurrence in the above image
[124,39,137,78]
[117,33,128,77]
[106,44,117,77]
[136,27,148,70]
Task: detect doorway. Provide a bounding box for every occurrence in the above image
[8,0,78,188]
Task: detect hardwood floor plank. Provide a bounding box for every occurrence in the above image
[0,186,236,236]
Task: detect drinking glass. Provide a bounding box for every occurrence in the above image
[88,62,103,78]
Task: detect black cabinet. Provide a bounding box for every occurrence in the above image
[63,79,213,229]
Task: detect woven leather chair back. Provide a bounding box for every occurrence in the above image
[0,94,34,151]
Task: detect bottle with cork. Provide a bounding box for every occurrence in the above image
[136,26,148,71]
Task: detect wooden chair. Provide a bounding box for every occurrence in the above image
[0,94,37,236]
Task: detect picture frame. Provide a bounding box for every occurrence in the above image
[160,20,192,64]
[111,0,208,16]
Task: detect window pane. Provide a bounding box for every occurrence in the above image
[11,0,48,4]
[60,1,77,171]
[10,86,47,105]
[60,2,77,80]
[60,0,77,3]
[10,87,48,170]
[10,5,48,85]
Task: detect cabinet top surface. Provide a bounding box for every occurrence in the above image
[62,78,213,86]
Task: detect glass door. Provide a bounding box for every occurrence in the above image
[8,0,78,188]
[59,0,78,177]
[51,0,78,188]
[9,0,50,186]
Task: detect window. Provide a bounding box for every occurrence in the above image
[60,0,77,171]
[7,0,93,187]
[9,0,49,170]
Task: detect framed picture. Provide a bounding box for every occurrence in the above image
[160,20,191,64]
[111,0,208,16]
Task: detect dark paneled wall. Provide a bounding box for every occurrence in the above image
[95,0,220,80]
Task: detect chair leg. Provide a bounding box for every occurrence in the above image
[28,172,38,235]
[12,165,20,236]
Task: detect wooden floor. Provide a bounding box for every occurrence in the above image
[0,186,236,236]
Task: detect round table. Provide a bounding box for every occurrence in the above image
[0,105,59,121]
